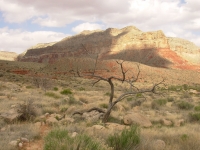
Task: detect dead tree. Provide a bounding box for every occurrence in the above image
[72,60,164,123]
[71,45,164,123]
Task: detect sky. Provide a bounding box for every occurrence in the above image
[0,0,200,54]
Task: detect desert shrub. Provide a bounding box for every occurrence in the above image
[99,103,108,109]
[79,97,88,104]
[177,101,194,110]
[17,99,38,121]
[60,89,72,95]
[45,92,60,99]
[26,85,32,89]
[68,95,81,105]
[181,92,191,98]
[105,92,111,96]
[53,87,58,91]
[107,125,140,150]
[78,87,85,91]
[44,128,106,150]
[126,97,134,101]
[108,116,121,124]
[189,113,200,122]
[151,99,167,109]
[136,93,143,98]
[183,84,189,90]
[167,97,174,102]
[168,85,182,91]
[194,105,200,111]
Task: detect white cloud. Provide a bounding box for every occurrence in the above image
[72,23,103,33]
[0,27,68,54]
[0,0,200,50]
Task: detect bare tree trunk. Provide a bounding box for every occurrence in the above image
[102,106,113,123]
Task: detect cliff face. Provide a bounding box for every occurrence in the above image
[18,26,200,71]
[0,51,18,61]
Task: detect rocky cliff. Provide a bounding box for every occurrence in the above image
[0,51,18,61]
[18,26,200,71]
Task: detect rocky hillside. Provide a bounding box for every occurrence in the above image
[18,26,200,71]
[0,51,18,61]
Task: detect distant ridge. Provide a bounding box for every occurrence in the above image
[0,51,18,61]
[18,26,200,71]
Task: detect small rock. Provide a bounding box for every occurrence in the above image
[20,137,29,143]
[161,119,172,126]
[34,122,42,127]
[46,117,58,125]
[153,139,165,150]
[45,113,50,118]
[71,132,78,138]
[92,125,105,130]
[9,140,18,147]
[1,109,23,122]
[11,105,16,108]
[1,127,6,131]
[123,112,152,127]
[105,123,129,131]
[60,117,74,125]
[18,142,23,148]
[174,119,184,127]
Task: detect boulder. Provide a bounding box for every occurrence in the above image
[174,119,184,127]
[71,132,78,138]
[9,140,18,147]
[161,119,172,126]
[123,112,152,127]
[153,139,166,150]
[105,123,129,131]
[46,117,58,125]
[60,117,74,125]
[0,109,22,123]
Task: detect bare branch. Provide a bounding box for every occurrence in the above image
[92,79,101,87]
[116,60,127,82]
[72,107,105,116]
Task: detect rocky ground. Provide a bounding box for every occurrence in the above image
[0,65,200,150]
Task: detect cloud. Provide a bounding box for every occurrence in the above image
[0,27,68,53]
[0,0,200,50]
[72,22,103,33]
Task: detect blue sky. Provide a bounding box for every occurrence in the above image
[0,0,199,54]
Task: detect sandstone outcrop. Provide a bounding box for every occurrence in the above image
[18,26,200,71]
[0,51,18,61]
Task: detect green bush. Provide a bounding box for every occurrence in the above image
[107,125,140,150]
[60,89,72,95]
[136,93,143,98]
[45,92,60,99]
[68,95,79,105]
[167,97,174,102]
[151,99,167,109]
[177,101,194,110]
[105,92,111,96]
[53,87,58,91]
[195,105,200,111]
[189,113,200,122]
[78,87,85,91]
[168,85,183,91]
[99,103,108,109]
[44,128,106,150]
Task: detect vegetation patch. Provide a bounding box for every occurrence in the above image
[44,128,107,150]
[194,105,200,111]
[107,125,140,150]
[60,89,72,95]
[189,113,200,122]
[151,99,167,109]
[53,87,58,91]
[45,92,61,99]
[177,101,194,110]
